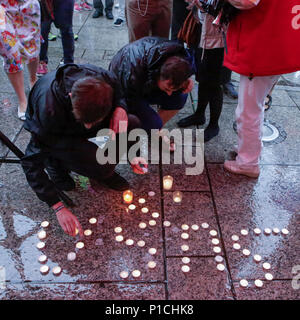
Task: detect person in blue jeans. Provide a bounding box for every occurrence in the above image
[109,37,194,150]
[38,0,75,76]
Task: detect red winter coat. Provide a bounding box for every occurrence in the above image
[224,0,300,77]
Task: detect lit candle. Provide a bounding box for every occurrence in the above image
[123,190,133,204]
[214,246,222,253]
[240,279,249,287]
[76,242,84,249]
[233,243,241,250]
[181,265,190,273]
[67,252,76,261]
[149,220,156,226]
[125,239,134,246]
[217,264,225,271]
[265,273,273,281]
[254,254,262,262]
[141,207,149,214]
[173,191,182,203]
[137,240,145,247]
[115,235,124,242]
[37,230,47,240]
[128,204,136,213]
[181,244,189,252]
[181,224,189,231]
[163,221,171,227]
[114,227,122,233]
[84,229,92,236]
[38,255,47,263]
[36,242,45,250]
[139,222,147,229]
[120,271,129,279]
[191,224,199,231]
[211,238,219,245]
[132,270,141,278]
[182,257,190,264]
[148,248,157,255]
[242,249,251,256]
[181,233,189,240]
[41,221,49,228]
[148,261,157,269]
[138,198,146,204]
[148,191,155,197]
[152,212,159,219]
[89,217,97,224]
[254,279,263,288]
[40,265,49,275]
[163,175,173,190]
[52,266,62,276]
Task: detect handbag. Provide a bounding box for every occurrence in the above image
[177,9,201,48]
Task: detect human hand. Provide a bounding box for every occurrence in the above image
[109,107,128,140]
[55,207,84,237]
[130,157,148,175]
[182,78,194,94]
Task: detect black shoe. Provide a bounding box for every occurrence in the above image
[223,81,238,99]
[204,125,220,143]
[92,9,103,18]
[114,18,124,27]
[177,114,206,127]
[106,11,114,20]
[46,168,76,191]
[101,172,129,191]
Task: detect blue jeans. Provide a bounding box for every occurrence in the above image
[40,0,75,64]
[128,90,188,134]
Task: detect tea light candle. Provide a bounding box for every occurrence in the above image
[173,191,182,203]
[240,279,249,288]
[114,227,122,233]
[181,224,189,231]
[123,190,133,204]
[215,255,223,263]
[149,220,156,226]
[254,279,263,288]
[213,246,222,253]
[209,230,218,237]
[281,228,289,235]
[265,273,273,281]
[38,255,47,263]
[201,222,209,229]
[38,230,47,240]
[67,252,76,261]
[163,221,171,227]
[231,235,239,242]
[264,228,272,235]
[52,266,62,276]
[84,229,92,236]
[148,191,155,197]
[125,239,134,246]
[139,222,147,229]
[40,265,49,275]
[163,175,173,190]
[138,198,146,204]
[89,217,97,224]
[242,249,251,256]
[212,238,219,245]
[75,228,79,236]
[132,270,141,278]
[182,257,190,264]
[128,204,136,213]
[120,271,129,279]
[181,265,190,273]
[262,262,271,270]
[148,248,157,255]
[141,207,149,214]
[181,233,189,240]
[116,235,124,242]
[254,228,261,235]
[41,221,49,228]
[217,264,225,271]
[241,229,249,236]
[148,261,157,269]
[273,228,280,234]
[137,240,145,247]
[233,243,241,250]
[76,242,84,249]
[181,244,189,252]
[254,254,262,262]
[191,224,199,231]
[152,212,160,219]
[36,242,45,250]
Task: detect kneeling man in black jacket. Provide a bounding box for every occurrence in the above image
[21,63,146,237]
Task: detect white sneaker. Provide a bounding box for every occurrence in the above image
[224,160,260,178]
[18,107,26,121]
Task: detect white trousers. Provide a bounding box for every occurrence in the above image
[116,0,125,20]
[236,74,280,167]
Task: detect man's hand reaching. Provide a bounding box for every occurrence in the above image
[110,107,128,140]
[55,207,84,237]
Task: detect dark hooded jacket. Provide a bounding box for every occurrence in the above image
[22,63,127,207]
[109,36,193,101]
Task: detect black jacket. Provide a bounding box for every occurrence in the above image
[109,37,192,102]
[22,63,127,207]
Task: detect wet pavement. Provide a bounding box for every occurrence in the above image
[0,10,300,300]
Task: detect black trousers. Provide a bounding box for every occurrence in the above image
[93,0,113,13]
[171,0,189,41]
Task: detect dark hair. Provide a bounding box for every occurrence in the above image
[159,56,192,89]
[71,77,113,124]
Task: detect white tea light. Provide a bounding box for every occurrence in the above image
[148,261,157,269]
[181,233,189,240]
[137,240,145,247]
[38,255,47,263]
[254,279,263,288]
[67,252,76,261]
[37,230,47,240]
[115,235,124,242]
[254,254,262,262]
[240,279,249,288]
[149,220,156,226]
[141,207,149,214]
[181,265,190,273]
[76,242,84,249]
[138,198,146,204]
[209,230,218,237]
[52,266,62,276]
[231,235,239,241]
[281,228,289,235]
[272,228,280,234]
[36,242,45,250]
[265,273,274,281]
[114,227,122,234]
[128,204,136,212]
[201,223,209,229]
[40,265,49,275]
[182,257,190,264]
[84,229,92,236]
[152,212,160,219]
[132,270,141,278]
[233,243,241,250]
[215,255,223,263]
[163,221,171,227]
[242,249,251,256]
[139,222,147,229]
[41,221,49,228]
[126,239,134,246]
[262,262,271,270]
[191,224,199,231]
[181,224,189,231]
[148,248,157,255]
[254,228,261,235]
[181,244,189,252]
[264,228,272,235]
[241,229,249,236]
[211,238,220,245]
[213,246,222,254]
[148,191,155,197]
[89,217,97,224]
[217,264,225,271]
[120,271,129,279]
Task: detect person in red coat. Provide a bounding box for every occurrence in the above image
[223,0,300,178]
